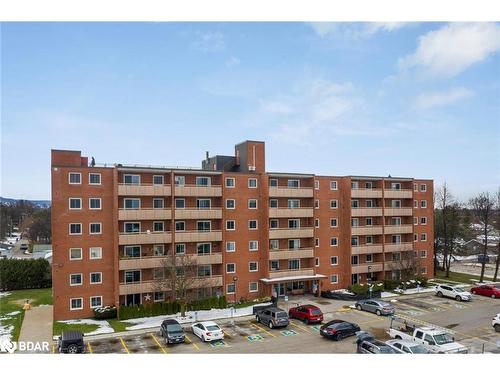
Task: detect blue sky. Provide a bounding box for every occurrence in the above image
[1,22,499,201]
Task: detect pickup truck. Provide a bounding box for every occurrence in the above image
[387,318,468,354]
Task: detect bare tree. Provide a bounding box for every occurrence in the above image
[435,183,453,275]
[469,192,495,283]
[494,188,500,282]
[388,250,421,289]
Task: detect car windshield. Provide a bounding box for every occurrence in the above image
[311,309,322,315]
[379,346,397,353]
[167,325,183,334]
[454,287,465,292]
[410,345,429,354]
[206,325,220,331]
[434,333,454,345]
[276,312,288,318]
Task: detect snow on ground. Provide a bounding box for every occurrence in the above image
[0,292,12,298]
[381,291,399,298]
[393,287,437,295]
[58,319,114,336]
[0,312,19,344]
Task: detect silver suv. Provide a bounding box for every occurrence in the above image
[436,284,472,302]
[256,307,289,329]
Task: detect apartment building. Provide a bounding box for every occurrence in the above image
[51,141,434,320]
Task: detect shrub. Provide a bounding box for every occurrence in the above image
[94,306,117,320]
[383,279,401,291]
[349,283,384,295]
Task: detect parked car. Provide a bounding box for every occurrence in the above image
[319,319,360,341]
[357,339,399,354]
[255,307,289,329]
[191,321,224,342]
[385,339,431,354]
[20,243,29,251]
[288,304,323,324]
[471,284,500,299]
[57,330,85,353]
[477,254,490,263]
[435,284,472,302]
[159,319,185,344]
[355,299,396,316]
[492,313,500,332]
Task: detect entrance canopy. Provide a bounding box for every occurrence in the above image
[259,274,327,285]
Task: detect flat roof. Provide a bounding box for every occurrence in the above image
[260,274,327,284]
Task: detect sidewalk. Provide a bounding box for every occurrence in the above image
[18,305,53,353]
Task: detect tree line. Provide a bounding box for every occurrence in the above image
[0,201,51,244]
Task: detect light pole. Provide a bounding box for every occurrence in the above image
[233,276,238,306]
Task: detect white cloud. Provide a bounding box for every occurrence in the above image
[414,87,474,110]
[309,22,408,39]
[192,31,225,52]
[399,23,500,77]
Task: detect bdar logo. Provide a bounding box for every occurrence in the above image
[0,340,16,353]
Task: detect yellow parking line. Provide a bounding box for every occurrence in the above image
[185,335,200,350]
[150,333,167,354]
[250,322,277,338]
[120,337,130,354]
[290,321,311,334]
[52,344,55,354]
[87,342,93,354]
[223,329,232,337]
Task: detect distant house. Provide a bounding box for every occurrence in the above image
[461,239,497,255]
[32,244,52,264]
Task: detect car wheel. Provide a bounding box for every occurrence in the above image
[437,291,443,297]
[395,335,402,340]
[455,295,462,302]
[269,321,274,329]
[67,344,78,354]
[334,333,342,341]
[471,290,476,294]
[491,294,496,299]
[256,315,260,322]
[495,325,500,333]
[304,318,309,325]
[376,309,381,316]
[356,304,362,311]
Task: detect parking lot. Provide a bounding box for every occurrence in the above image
[78,292,499,354]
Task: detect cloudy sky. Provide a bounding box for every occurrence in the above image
[1,22,499,201]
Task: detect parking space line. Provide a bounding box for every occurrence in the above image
[52,344,55,354]
[150,333,167,354]
[120,337,130,354]
[290,322,312,334]
[250,322,277,338]
[223,329,232,337]
[185,335,200,350]
[87,342,93,354]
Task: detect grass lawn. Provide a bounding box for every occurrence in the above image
[108,319,133,332]
[0,288,52,341]
[435,269,494,284]
[52,321,101,336]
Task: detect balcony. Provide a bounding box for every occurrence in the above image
[351,226,383,235]
[384,189,413,199]
[174,209,222,220]
[269,227,314,239]
[268,268,315,279]
[118,231,172,245]
[384,224,413,234]
[384,242,414,252]
[118,184,171,196]
[188,253,223,265]
[269,248,314,260]
[351,262,384,274]
[384,208,413,216]
[269,187,313,198]
[351,244,384,255]
[174,184,222,197]
[268,208,314,218]
[351,208,383,217]
[118,253,222,270]
[174,230,222,242]
[118,209,172,221]
[351,189,383,198]
[118,275,223,295]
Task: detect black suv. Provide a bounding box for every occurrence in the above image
[255,307,289,329]
[159,319,185,344]
[58,330,85,353]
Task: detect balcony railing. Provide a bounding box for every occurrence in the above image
[268,187,314,198]
[384,208,413,216]
[351,262,384,274]
[118,209,172,221]
[384,224,413,234]
[174,230,222,242]
[118,253,223,270]
[351,244,384,255]
[269,248,314,260]
[118,275,223,295]
[174,184,222,197]
[351,208,383,217]
[268,208,314,218]
[384,189,413,199]
[268,268,315,279]
[351,226,383,235]
[268,227,314,239]
[118,231,172,245]
[118,184,172,196]
[351,188,383,198]
[174,208,222,220]
[384,242,414,252]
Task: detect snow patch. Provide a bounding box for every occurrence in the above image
[58,319,114,336]
[0,292,12,299]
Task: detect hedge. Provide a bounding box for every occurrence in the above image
[0,258,52,290]
[348,277,429,295]
[349,283,385,295]
[119,295,227,320]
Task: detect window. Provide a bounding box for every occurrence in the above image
[225,178,235,188]
[226,242,236,252]
[351,200,359,208]
[351,218,359,227]
[249,282,258,293]
[124,198,140,209]
[70,274,82,286]
[392,217,402,226]
[420,250,427,258]
[226,220,235,230]
[366,236,373,245]
[154,244,165,256]
[226,199,235,209]
[288,239,300,249]
[196,176,211,186]
[197,199,211,209]
[330,237,338,246]
[124,270,141,283]
[90,272,102,284]
[314,219,320,228]
[69,223,82,235]
[89,223,102,234]
[351,236,359,246]
[123,174,140,185]
[197,243,211,255]
[124,222,140,233]
[69,198,81,210]
[90,296,102,308]
[330,218,338,227]
[197,265,212,277]
[330,181,338,190]
[314,180,319,190]
[248,199,257,209]
[69,172,81,184]
[421,233,427,241]
[330,275,338,284]
[330,200,338,208]
[330,256,338,266]
[392,252,401,261]
[414,217,418,225]
[392,235,401,244]
[366,217,373,226]
[197,221,211,232]
[89,198,101,210]
[70,298,83,310]
[153,221,164,232]
[249,241,258,251]
[315,258,320,267]
[154,292,165,302]
[153,268,165,279]
[420,184,427,192]
[90,247,102,259]
[249,262,258,272]
[153,175,164,185]
[414,183,418,192]
[175,198,185,209]
[270,240,279,250]
[414,200,418,208]
[351,181,359,189]
[227,284,235,294]
[315,238,319,247]
[315,200,320,209]
[365,182,373,189]
[269,199,278,208]
[366,254,373,263]
[153,198,164,209]
[269,178,278,187]
[391,200,401,208]
[69,248,82,260]
[288,219,300,229]
[287,179,300,188]
[270,219,279,228]
[175,221,185,231]
[351,255,359,265]
[270,260,279,270]
[420,267,427,274]
[414,234,418,242]
[288,199,300,208]
[248,178,257,188]
[175,243,185,255]
[174,175,185,186]
[420,200,427,208]
[420,217,427,225]
[391,182,401,190]
[226,263,236,273]
[89,173,101,185]
[288,259,300,270]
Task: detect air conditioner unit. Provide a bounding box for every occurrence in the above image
[248,165,256,171]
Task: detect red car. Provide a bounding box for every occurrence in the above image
[470,284,500,298]
[288,304,323,324]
